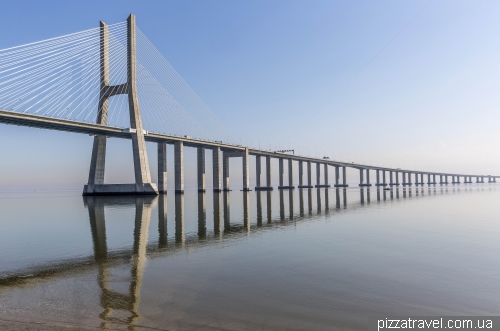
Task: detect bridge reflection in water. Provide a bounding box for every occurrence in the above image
[0,185,487,328]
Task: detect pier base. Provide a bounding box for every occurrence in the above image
[83,183,158,196]
[334,184,349,188]
[375,183,388,187]
[255,186,273,191]
[359,184,372,187]
[298,185,313,188]
[315,185,331,188]
[278,186,295,189]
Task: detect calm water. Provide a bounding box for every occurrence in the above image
[0,185,499,330]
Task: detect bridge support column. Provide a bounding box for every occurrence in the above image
[427,174,431,185]
[197,147,205,192]
[242,148,250,191]
[316,163,321,187]
[390,171,394,185]
[299,161,303,186]
[255,155,261,187]
[395,172,400,185]
[316,163,330,188]
[334,166,348,187]
[266,156,272,188]
[213,147,221,192]
[288,159,294,188]
[174,141,184,194]
[158,142,167,193]
[223,152,230,191]
[324,164,329,186]
[376,170,380,186]
[300,161,312,188]
[382,170,386,186]
[342,166,348,187]
[279,158,284,187]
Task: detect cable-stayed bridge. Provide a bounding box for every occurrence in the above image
[0,14,497,195]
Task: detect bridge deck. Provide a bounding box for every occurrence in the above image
[0,109,495,178]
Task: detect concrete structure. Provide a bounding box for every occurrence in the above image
[359,169,371,187]
[197,147,205,192]
[315,163,330,188]
[213,147,221,192]
[174,141,184,193]
[83,14,157,196]
[334,166,348,188]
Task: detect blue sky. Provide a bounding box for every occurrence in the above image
[0,0,499,189]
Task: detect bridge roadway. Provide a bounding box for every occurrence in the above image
[0,108,497,192]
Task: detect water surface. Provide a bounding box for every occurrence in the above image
[0,185,499,330]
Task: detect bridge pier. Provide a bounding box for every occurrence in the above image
[83,15,157,196]
[174,141,184,193]
[266,156,272,188]
[315,163,330,188]
[197,147,206,192]
[242,148,250,191]
[223,152,230,191]
[213,147,222,192]
[359,168,371,187]
[334,166,348,187]
[299,161,313,188]
[279,158,294,189]
[158,143,167,194]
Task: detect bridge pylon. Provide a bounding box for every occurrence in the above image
[83,14,158,196]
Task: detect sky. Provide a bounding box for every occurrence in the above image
[0,0,499,190]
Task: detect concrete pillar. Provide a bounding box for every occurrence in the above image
[324,164,328,185]
[157,142,167,193]
[242,148,250,191]
[376,170,380,185]
[299,161,303,186]
[255,155,261,187]
[427,174,431,184]
[223,152,230,191]
[266,156,272,187]
[382,170,386,185]
[408,173,412,185]
[307,161,312,186]
[421,173,424,184]
[212,147,221,192]
[316,163,321,186]
[403,172,407,185]
[366,169,370,185]
[279,158,284,187]
[127,14,153,186]
[342,166,347,186]
[359,169,364,186]
[289,159,293,186]
[197,147,205,192]
[395,172,399,185]
[174,141,184,193]
[335,166,340,186]
[390,171,394,185]
[433,174,436,183]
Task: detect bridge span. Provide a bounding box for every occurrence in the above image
[0,108,496,194]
